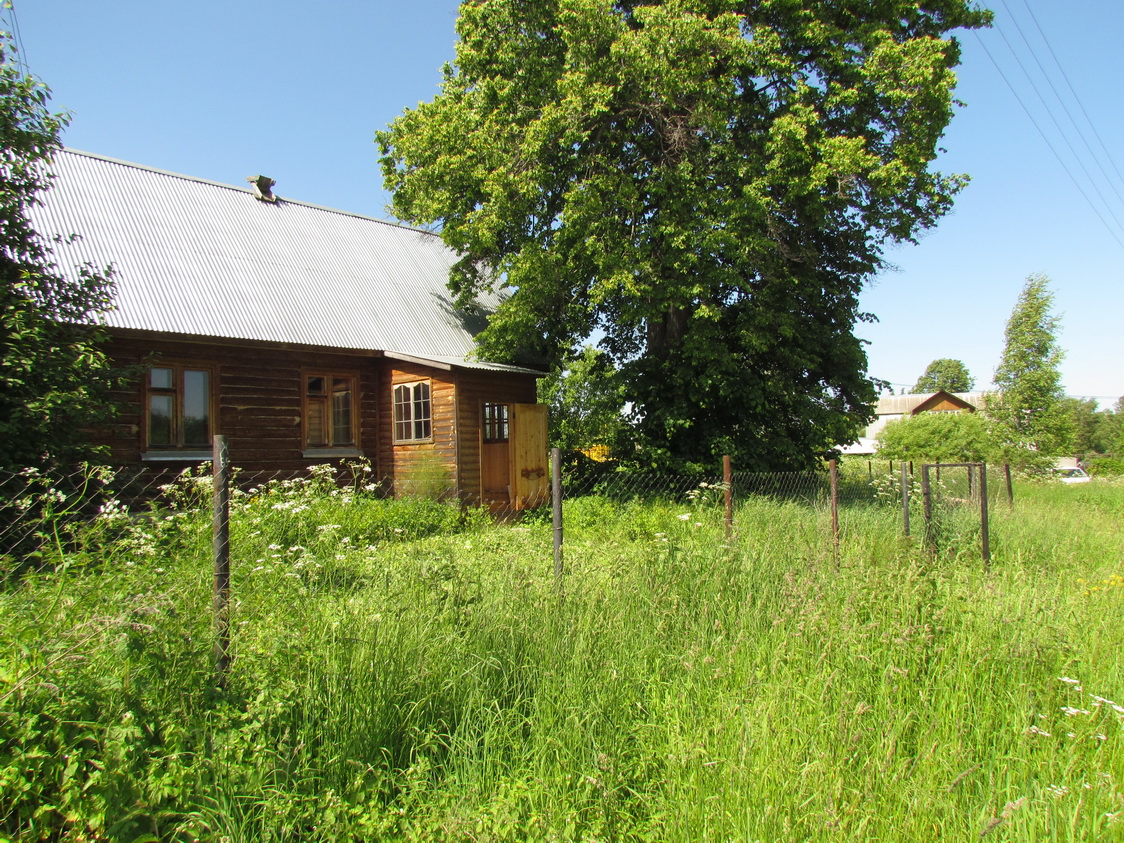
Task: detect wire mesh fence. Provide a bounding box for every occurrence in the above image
[0,452,1016,574]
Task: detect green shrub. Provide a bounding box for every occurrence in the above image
[1086,456,1124,477]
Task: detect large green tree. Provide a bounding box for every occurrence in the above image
[537,345,627,452]
[0,38,117,470]
[379,0,990,469]
[987,274,1070,456]
[912,358,973,393]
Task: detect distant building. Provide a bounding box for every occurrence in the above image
[838,390,987,456]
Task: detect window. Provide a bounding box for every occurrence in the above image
[394,381,431,442]
[304,373,356,448]
[146,365,212,449]
[482,403,509,443]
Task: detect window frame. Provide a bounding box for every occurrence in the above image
[301,369,360,454]
[393,380,433,443]
[142,362,216,455]
[482,402,510,444]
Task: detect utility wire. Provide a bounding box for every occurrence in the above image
[974,31,1124,251]
[1,0,29,73]
[1018,0,1124,199]
[990,15,1124,241]
[998,0,1124,213]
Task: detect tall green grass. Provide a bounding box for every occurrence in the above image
[1,476,1121,840]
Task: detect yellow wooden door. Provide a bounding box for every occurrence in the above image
[510,403,548,510]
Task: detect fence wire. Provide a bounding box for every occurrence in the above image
[0,456,1015,571]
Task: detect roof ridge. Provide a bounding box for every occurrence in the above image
[57,148,441,238]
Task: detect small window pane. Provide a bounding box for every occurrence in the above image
[307,375,326,396]
[307,401,327,446]
[150,367,173,390]
[332,378,352,445]
[182,370,210,446]
[149,394,173,446]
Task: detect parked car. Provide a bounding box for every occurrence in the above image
[1053,467,1091,484]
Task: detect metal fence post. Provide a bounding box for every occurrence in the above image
[723,454,733,542]
[551,447,563,590]
[829,458,840,561]
[921,464,934,555]
[980,462,990,565]
[213,435,232,684]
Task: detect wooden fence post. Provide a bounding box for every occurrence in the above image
[901,459,910,537]
[551,447,563,590]
[1004,463,1014,510]
[212,435,232,684]
[723,454,733,542]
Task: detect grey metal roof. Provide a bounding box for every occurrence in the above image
[31,150,531,373]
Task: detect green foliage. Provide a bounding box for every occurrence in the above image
[378,0,990,470]
[875,411,999,463]
[1060,397,1120,457]
[0,34,120,472]
[3,472,1124,839]
[1086,456,1124,477]
[911,357,974,393]
[537,345,627,453]
[988,274,1071,456]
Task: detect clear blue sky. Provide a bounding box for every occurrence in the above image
[14,0,1123,406]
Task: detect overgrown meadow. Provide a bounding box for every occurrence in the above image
[2,467,1122,841]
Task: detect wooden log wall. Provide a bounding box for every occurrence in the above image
[92,333,542,501]
[97,333,381,478]
[453,369,539,503]
[380,362,459,496]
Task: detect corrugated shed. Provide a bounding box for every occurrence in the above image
[31,149,518,367]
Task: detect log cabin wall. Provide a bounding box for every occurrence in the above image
[380,362,460,496]
[453,369,539,503]
[97,333,382,477]
[92,334,541,500]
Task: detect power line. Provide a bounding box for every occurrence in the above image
[973,31,1124,251]
[1017,0,1124,199]
[989,11,1124,242]
[998,0,1124,213]
[0,0,30,74]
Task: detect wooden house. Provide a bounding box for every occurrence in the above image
[839,390,985,456]
[34,150,548,509]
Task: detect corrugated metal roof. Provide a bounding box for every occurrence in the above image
[31,149,509,364]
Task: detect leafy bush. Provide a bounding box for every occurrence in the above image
[875,411,1057,470]
[1086,456,1124,477]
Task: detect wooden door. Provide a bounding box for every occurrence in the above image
[510,403,548,510]
[481,402,511,502]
